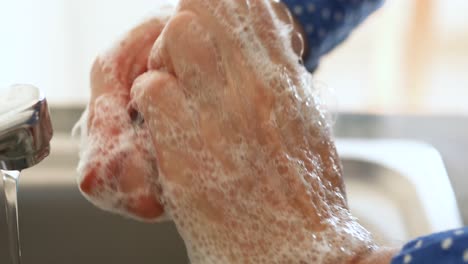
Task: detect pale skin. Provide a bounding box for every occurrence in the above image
[78,0,398,263]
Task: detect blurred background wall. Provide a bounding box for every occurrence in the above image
[317,0,468,113]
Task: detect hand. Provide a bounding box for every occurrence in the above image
[132,0,379,262]
[77,15,171,222]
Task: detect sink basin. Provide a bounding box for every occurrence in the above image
[0,135,462,263]
[343,159,450,246]
[337,138,462,245]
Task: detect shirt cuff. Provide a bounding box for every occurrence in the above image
[391,227,468,264]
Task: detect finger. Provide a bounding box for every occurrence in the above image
[149,11,220,95]
[87,18,168,129]
[132,71,195,132]
[149,10,234,147]
[79,143,165,220]
[91,18,168,103]
[132,71,201,187]
[78,93,165,221]
[249,0,298,70]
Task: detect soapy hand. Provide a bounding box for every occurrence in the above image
[76,0,305,225]
[77,16,170,221]
[76,1,397,263]
[130,0,376,263]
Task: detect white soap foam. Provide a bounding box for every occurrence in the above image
[75,93,167,222]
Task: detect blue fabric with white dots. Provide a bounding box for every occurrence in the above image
[282,0,384,71]
[391,227,468,264]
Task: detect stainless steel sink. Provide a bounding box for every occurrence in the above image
[344,158,452,246]
[0,134,462,263]
[337,138,462,244]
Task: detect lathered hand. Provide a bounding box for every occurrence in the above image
[77,17,169,221]
[132,0,382,263]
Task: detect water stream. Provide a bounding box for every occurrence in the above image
[2,170,22,264]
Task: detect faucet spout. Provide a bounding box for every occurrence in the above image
[0,84,53,171]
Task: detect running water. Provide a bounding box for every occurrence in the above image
[2,170,22,264]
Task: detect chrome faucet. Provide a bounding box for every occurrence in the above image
[0,84,53,264]
[0,84,53,170]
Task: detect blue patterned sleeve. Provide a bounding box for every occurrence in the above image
[390,227,468,264]
[281,0,384,71]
